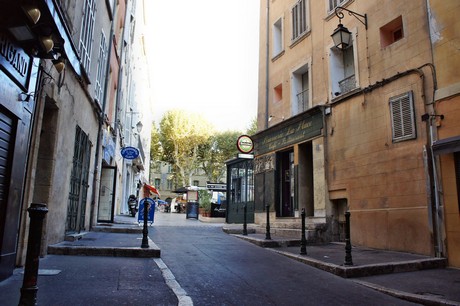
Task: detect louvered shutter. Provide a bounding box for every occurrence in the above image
[390,91,416,142]
[0,111,14,205]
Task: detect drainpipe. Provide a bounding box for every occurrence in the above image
[264,0,270,129]
[425,0,443,257]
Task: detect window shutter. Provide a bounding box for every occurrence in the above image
[390,91,416,142]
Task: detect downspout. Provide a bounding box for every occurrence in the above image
[425,0,443,257]
[264,0,270,129]
[89,5,116,229]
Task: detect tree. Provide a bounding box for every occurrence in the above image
[246,117,257,136]
[158,110,213,187]
[199,131,240,183]
[150,121,162,162]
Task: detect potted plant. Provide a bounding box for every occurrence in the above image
[198,190,212,217]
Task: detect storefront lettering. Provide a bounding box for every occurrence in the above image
[255,109,323,155]
[0,34,29,77]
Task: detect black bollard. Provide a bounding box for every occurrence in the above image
[141,202,149,248]
[243,204,248,235]
[19,203,49,306]
[344,211,353,266]
[265,203,271,240]
[300,208,307,255]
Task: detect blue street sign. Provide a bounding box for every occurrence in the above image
[121,146,139,159]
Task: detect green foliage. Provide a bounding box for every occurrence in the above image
[150,121,162,162]
[151,110,255,187]
[158,110,213,186]
[199,131,240,183]
[246,117,257,136]
[198,189,212,212]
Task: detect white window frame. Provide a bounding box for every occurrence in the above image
[79,0,96,75]
[328,27,359,99]
[290,59,312,116]
[389,91,416,142]
[95,30,108,104]
[291,0,309,43]
[272,17,284,58]
[328,0,349,13]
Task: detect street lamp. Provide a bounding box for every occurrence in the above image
[136,121,143,134]
[331,6,367,50]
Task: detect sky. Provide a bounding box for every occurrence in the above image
[144,0,260,132]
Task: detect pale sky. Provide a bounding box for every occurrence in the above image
[144,0,260,132]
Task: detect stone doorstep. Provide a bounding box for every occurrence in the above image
[47,241,161,258]
[64,232,88,242]
[92,225,142,234]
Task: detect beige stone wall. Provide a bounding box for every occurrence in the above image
[256,0,443,255]
[326,74,432,254]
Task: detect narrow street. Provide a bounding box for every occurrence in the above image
[147,213,417,306]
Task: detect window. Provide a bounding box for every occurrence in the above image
[167,179,173,190]
[273,17,283,57]
[329,36,357,97]
[95,31,107,104]
[389,91,416,142]
[328,0,348,12]
[193,180,200,187]
[291,63,310,115]
[274,84,282,103]
[380,16,404,48]
[154,178,161,189]
[79,0,96,74]
[292,0,309,42]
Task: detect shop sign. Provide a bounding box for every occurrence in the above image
[237,135,254,153]
[121,146,139,159]
[255,108,324,155]
[0,32,32,91]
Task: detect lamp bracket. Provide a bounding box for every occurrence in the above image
[335,6,368,30]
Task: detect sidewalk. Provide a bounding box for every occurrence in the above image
[1,212,460,306]
[223,224,460,306]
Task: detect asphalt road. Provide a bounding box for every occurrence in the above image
[149,222,419,306]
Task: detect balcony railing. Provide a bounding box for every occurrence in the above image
[296,89,309,113]
[338,75,356,95]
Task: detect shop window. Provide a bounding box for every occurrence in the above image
[389,91,416,142]
[380,16,404,48]
[273,17,284,58]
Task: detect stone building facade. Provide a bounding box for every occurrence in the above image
[254,0,459,266]
[0,0,150,281]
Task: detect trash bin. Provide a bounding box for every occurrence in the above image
[186,202,199,219]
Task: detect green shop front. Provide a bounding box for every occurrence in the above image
[226,156,254,224]
[252,106,328,234]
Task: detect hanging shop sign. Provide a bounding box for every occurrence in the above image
[236,135,254,154]
[120,146,139,159]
